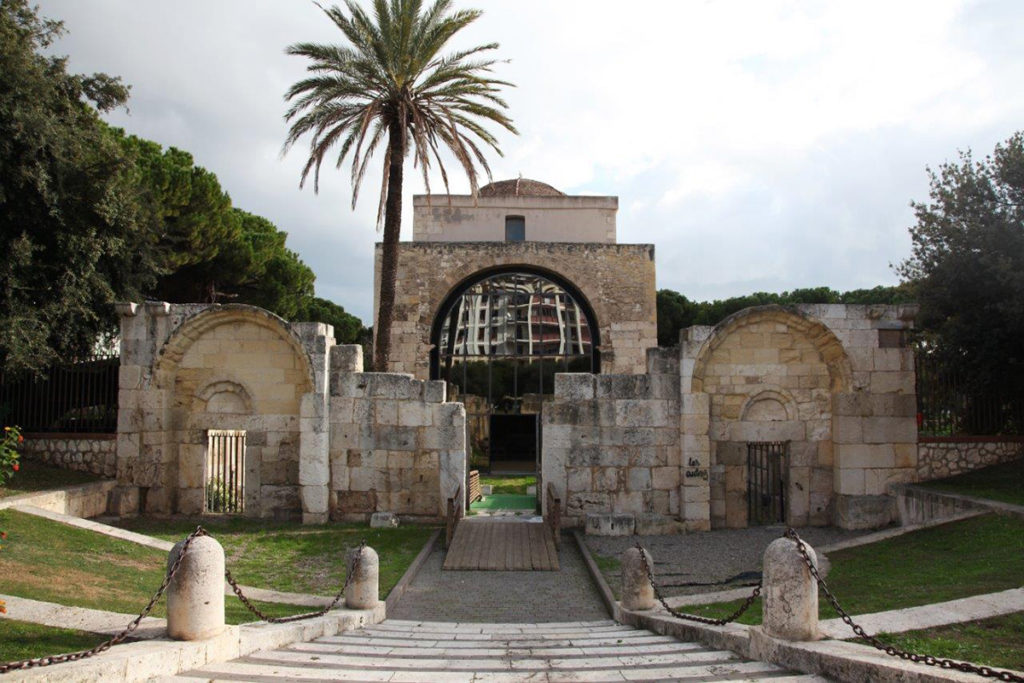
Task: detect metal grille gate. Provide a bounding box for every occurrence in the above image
[746,441,788,525]
[205,429,246,514]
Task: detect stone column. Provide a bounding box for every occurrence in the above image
[762,536,819,641]
[345,545,379,610]
[166,535,225,640]
[621,547,656,611]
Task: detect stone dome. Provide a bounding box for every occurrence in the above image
[478,178,564,198]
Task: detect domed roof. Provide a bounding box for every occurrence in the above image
[478,178,564,198]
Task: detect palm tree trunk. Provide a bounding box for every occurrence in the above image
[373,119,404,372]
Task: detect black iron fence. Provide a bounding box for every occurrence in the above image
[0,355,119,433]
[916,354,1024,436]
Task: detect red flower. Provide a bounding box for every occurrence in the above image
[11,463,18,471]
[17,435,23,443]
[0,531,7,539]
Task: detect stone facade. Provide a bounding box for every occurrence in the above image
[917,438,1024,480]
[115,303,466,523]
[375,241,657,378]
[544,304,920,532]
[20,435,117,478]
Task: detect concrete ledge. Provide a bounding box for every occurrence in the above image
[385,528,440,614]
[0,480,116,518]
[571,529,618,619]
[7,604,385,682]
[896,485,1024,523]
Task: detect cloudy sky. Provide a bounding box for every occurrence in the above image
[36,0,1024,324]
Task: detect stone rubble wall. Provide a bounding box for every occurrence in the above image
[20,435,117,478]
[543,348,680,528]
[917,438,1024,480]
[327,346,466,522]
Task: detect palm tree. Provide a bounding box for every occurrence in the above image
[283,0,516,371]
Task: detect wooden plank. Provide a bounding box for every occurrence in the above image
[527,524,545,570]
[544,526,560,571]
[504,521,517,570]
[515,522,530,570]
[487,522,503,570]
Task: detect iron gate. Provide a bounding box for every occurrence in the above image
[206,429,246,514]
[747,441,788,525]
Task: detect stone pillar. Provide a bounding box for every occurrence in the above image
[762,536,819,641]
[166,535,225,640]
[621,547,656,611]
[345,545,379,610]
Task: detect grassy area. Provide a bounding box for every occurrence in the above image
[113,516,437,597]
[658,515,1024,627]
[480,475,536,495]
[0,509,342,625]
[470,494,537,511]
[0,461,103,498]
[0,619,108,663]
[917,457,1024,506]
[859,612,1024,672]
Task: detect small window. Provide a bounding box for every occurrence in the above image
[505,216,525,242]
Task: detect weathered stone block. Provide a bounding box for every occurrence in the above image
[554,373,596,400]
[585,513,635,536]
[370,512,399,528]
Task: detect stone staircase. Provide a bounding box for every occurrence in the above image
[165,619,827,681]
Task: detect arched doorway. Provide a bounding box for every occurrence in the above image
[430,268,600,475]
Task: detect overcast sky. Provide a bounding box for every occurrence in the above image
[36,0,1024,325]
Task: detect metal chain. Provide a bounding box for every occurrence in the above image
[0,525,209,675]
[224,539,365,623]
[634,542,762,626]
[783,528,1024,683]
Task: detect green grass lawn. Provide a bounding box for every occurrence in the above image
[646,514,1024,628]
[0,509,311,626]
[470,494,537,511]
[917,457,1024,506]
[113,516,436,597]
[0,461,103,498]
[480,475,536,495]
[0,618,108,664]
[860,612,1024,672]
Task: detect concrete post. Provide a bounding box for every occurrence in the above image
[621,547,656,611]
[166,535,225,640]
[762,536,819,641]
[345,545,379,610]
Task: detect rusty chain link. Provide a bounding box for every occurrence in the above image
[784,527,1024,683]
[0,528,366,675]
[635,542,763,626]
[224,539,364,623]
[0,525,208,675]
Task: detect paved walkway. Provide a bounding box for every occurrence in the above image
[390,531,609,623]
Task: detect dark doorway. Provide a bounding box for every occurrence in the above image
[747,441,788,525]
[489,414,537,473]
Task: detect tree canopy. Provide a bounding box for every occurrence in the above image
[0,0,366,373]
[283,0,516,371]
[898,131,1024,396]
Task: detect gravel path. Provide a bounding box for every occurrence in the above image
[389,529,610,623]
[585,525,871,597]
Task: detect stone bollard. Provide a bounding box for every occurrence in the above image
[345,545,379,610]
[762,536,819,641]
[166,534,225,640]
[621,547,656,611]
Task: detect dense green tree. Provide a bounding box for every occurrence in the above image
[297,296,369,345]
[898,132,1024,400]
[0,0,142,372]
[283,0,516,371]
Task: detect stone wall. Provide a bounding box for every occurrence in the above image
[543,349,681,529]
[917,438,1024,480]
[376,242,657,378]
[21,435,117,478]
[327,346,466,522]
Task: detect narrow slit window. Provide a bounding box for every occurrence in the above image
[505,216,525,242]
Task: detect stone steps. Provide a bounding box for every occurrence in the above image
[164,619,827,681]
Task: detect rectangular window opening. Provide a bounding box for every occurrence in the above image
[505,216,525,242]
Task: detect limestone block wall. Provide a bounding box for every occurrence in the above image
[20,435,117,478]
[327,348,466,522]
[542,349,680,527]
[376,242,657,379]
[917,438,1023,480]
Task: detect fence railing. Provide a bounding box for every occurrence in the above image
[916,354,1024,436]
[0,355,119,433]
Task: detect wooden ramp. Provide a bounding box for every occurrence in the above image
[443,520,559,571]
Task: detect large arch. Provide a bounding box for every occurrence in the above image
[691,306,853,528]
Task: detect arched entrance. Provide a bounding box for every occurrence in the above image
[430,267,600,475]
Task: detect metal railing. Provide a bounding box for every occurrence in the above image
[916,354,1024,436]
[0,355,119,433]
